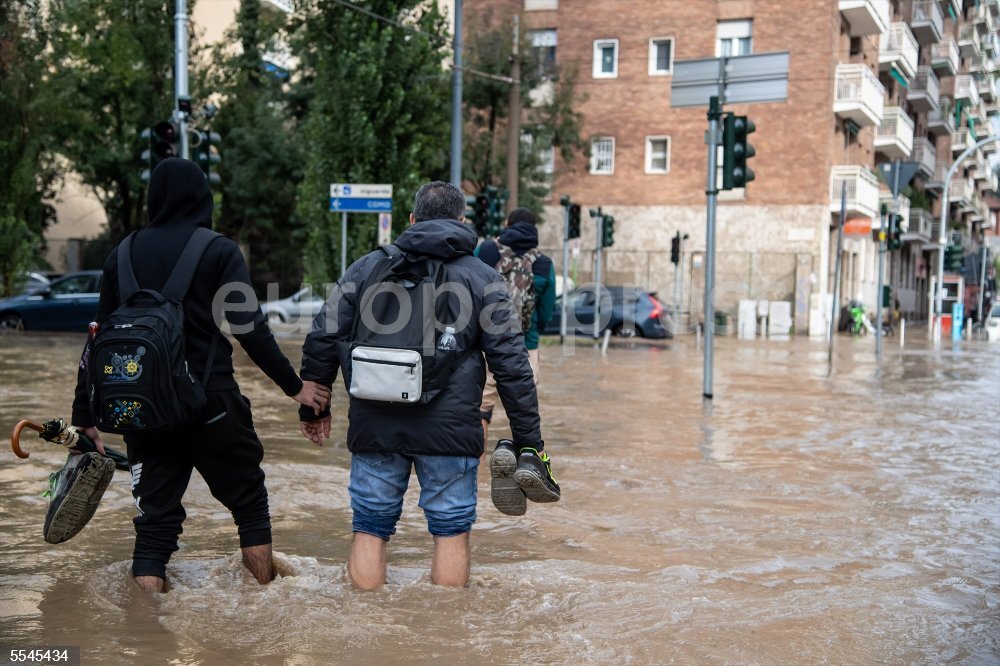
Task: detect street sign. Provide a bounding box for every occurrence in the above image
[671,52,790,108]
[329,197,393,213]
[876,162,919,198]
[378,212,392,245]
[330,183,393,198]
[843,218,872,235]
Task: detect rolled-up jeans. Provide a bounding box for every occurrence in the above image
[349,451,479,540]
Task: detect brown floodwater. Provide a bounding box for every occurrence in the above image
[0,331,997,664]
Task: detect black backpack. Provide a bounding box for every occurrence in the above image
[87,228,220,435]
[346,245,471,405]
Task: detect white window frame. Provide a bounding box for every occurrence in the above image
[716,19,752,57]
[645,136,671,174]
[648,37,674,76]
[590,137,615,174]
[592,39,619,78]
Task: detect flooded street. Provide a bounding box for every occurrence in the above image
[1,331,997,664]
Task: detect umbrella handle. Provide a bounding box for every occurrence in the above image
[11,420,44,459]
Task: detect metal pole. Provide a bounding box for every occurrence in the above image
[174,0,189,159]
[703,96,722,399]
[449,0,464,186]
[560,204,570,344]
[341,211,348,277]
[505,15,520,212]
[673,232,681,328]
[876,235,885,356]
[829,182,846,365]
[977,245,988,325]
[678,235,686,329]
[594,212,603,340]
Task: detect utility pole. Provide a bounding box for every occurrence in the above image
[449,0,464,187]
[703,96,722,399]
[875,206,887,357]
[174,0,190,159]
[560,200,570,344]
[505,15,520,213]
[829,182,846,366]
[593,208,603,340]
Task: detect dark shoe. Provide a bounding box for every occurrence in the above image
[514,448,560,503]
[43,452,116,544]
[490,439,526,516]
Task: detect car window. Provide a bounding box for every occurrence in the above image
[572,291,596,307]
[991,305,1000,318]
[49,274,95,295]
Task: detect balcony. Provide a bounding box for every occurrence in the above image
[927,98,955,136]
[958,25,981,59]
[927,160,948,190]
[879,23,919,79]
[988,0,999,19]
[839,0,889,36]
[971,150,989,182]
[982,136,998,155]
[931,38,960,76]
[912,137,937,177]
[969,196,985,223]
[977,76,997,103]
[830,166,881,218]
[907,67,939,112]
[906,209,935,242]
[969,105,989,131]
[833,64,885,126]
[952,128,974,154]
[910,1,944,45]
[974,1,995,36]
[260,0,293,12]
[954,75,981,107]
[949,177,975,211]
[984,32,1000,58]
[874,107,915,159]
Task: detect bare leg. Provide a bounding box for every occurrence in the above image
[482,419,489,446]
[241,543,274,584]
[349,532,387,591]
[431,533,470,587]
[133,575,165,593]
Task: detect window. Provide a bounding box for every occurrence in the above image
[592,39,618,78]
[49,274,96,295]
[527,29,557,80]
[645,136,670,173]
[716,20,752,57]
[649,38,673,76]
[590,137,615,174]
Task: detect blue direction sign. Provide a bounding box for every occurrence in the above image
[329,197,393,213]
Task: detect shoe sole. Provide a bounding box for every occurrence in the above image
[513,468,561,504]
[490,447,526,516]
[44,454,116,544]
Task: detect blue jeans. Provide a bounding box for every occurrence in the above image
[349,452,479,540]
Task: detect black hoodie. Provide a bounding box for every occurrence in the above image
[299,217,542,456]
[72,158,302,427]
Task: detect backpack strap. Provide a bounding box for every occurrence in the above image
[116,233,141,304]
[162,228,222,300]
[380,244,402,259]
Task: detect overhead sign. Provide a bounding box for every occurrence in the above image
[330,197,393,213]
[671,52,790,108]
[877,162,920,198]
[330,183,393,198]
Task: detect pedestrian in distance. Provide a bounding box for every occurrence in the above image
[71,158,330,593]
[473,207,557,517]
[297,180,560,590]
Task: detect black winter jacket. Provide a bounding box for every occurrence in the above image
[72,158,302,427]
[299,217,541,457]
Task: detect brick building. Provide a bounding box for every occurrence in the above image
[465,0,999,333]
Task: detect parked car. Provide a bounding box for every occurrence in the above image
[985,303,1000,343]
[21,271,51,295]
[260,287,326,323]
[541,286,671,339]
[0,270,102,333]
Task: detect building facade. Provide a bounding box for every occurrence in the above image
[467,0,999,333]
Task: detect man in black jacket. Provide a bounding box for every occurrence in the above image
[71,158,329,593]
[298,181,558,589]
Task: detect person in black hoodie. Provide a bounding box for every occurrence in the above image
[71,158,329,593]
[297,181,559,590]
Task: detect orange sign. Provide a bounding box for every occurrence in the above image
[843,218,872,235]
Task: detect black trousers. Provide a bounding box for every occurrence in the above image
[125,390,271,579]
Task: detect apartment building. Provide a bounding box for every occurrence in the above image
[467,0,999,333]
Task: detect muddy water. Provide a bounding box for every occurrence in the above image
[0,332,997,664]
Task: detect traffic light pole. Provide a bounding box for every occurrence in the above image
[560,204,570,344]
[174,0,190,159]
[594,213,603,340]
[505,16,520,213]
[703,96,722,399]
[341,212,348,277]
[875,205,886,358]
[449,0,463,187]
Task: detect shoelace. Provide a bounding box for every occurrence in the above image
[521,448,557,484]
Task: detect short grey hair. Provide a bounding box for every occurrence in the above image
[413,181,466,222]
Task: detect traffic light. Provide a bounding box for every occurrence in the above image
[193,129,222,187]
[670,232,680,264]
[887,214,903,250]
[472,193,490,236]
[722,114,756,190]
[945,244,964,272]
[601,215,615,248]
[568,204,581,239]
[139,121,179,182]
[482,186,505,237]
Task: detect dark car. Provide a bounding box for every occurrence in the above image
[541,286,671,339]
[0,270,102,333]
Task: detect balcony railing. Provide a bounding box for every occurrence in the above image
[907,66,939,112]
[971,150,989,181]
[952,128,974,154]
[977,76,997,103]
[910,1,944,45]
[830,166,881,218]
[954,75,981,107]
[839,0,890,36]
[958,25,982,59]
[988,0,999,19]
[912,137,937,177]
[833,64,885,126]
[983,32,1000,58]
[974,1,995,36]
[949,177,975,210]
[879,23,919,79]
[905,209,935,242]
[875,107,915,159]
[931,38,960,76]
[926,160,949,190]
[928,98,955,136]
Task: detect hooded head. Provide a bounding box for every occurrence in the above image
[498,207,539,252]
[396,181,477,259]
[147,157,214,228]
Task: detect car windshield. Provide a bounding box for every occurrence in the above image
[48,275,94,295]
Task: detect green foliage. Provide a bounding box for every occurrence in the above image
[292,0,452,282]
[0,209,42,298]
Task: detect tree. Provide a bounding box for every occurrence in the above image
[291,0,452,282]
